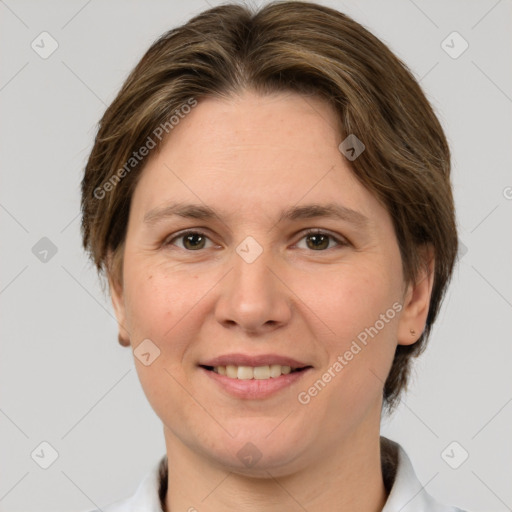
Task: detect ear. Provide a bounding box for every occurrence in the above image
[397,244,435,346]
[107,251,131,347]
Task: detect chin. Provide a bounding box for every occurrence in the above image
[199,423,311,476]
[208,444,308,477]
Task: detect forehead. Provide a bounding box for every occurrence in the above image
[130,90,387,226]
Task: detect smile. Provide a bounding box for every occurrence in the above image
[200,363,312,399]
[202,364,307,380]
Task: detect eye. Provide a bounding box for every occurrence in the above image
[164,230,215,251]
[295,229,347,251]
[164,229,348,252]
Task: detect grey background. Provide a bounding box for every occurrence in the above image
[0,0,511,511]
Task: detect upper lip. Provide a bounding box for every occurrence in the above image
[200,353,310,369]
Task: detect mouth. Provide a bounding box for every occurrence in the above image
[198,354,313,399]
[200,364,311,380]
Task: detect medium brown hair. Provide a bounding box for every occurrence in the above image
[81,1,458,411]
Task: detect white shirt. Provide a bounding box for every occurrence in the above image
[85,438,467,512]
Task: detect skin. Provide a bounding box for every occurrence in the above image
[109,89,434,512]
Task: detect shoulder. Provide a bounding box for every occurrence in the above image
[381,437,470,512]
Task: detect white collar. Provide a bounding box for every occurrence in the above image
[380,438,465,511]
[92,437,466,512]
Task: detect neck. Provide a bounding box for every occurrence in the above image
[163,421,387,512]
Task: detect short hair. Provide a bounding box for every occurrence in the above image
[81,1,458,411]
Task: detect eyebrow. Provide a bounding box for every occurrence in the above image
[143,201,369,228]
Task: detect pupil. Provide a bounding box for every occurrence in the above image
[185,233,204,249]
[308,234,328,250]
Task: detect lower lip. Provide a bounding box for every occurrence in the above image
[200,367,311,399]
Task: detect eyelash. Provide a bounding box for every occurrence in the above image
[163,228,348,252]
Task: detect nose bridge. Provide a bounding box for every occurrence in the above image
[234,238,275,295]
[215,234,291,332]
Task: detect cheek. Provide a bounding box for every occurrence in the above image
[319,261,400,341]
[308,260,401,401]
[125,274,171,342]
[122,262,206,425]
[124,256,201,343]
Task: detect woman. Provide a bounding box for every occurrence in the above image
[81,2,466,510]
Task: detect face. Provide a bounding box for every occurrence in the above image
[110,90,431,476]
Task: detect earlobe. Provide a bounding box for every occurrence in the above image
[397,245,435,346]
[117,332,130,347]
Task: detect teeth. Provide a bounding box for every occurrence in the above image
[253,365,270,379]
[213,364,294,379]
[237,366,253,380]
[226,365,238,378]
[269,364,282,378]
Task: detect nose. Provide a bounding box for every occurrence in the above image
[214,242,292,335]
